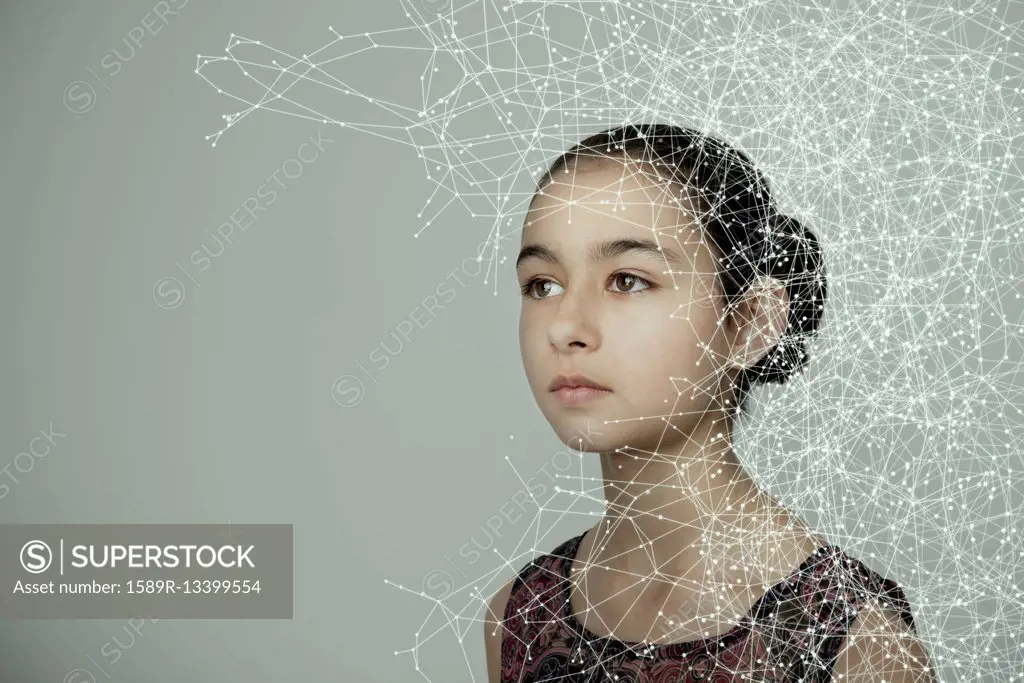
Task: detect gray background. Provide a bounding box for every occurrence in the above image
[2,0,1023,681]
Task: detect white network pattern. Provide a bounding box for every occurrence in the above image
[197,1,1024,680]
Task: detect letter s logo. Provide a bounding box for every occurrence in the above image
[63,82,96,114]
[20,540,52,574]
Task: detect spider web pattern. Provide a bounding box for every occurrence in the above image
[196,1,1024,680]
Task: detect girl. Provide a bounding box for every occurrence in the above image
[484,124,935,682]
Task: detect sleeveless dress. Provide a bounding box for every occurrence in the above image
[500,531,919,682]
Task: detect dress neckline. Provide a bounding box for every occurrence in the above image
[558,528,839,657]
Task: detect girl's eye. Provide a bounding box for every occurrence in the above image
[520,278,564,299]
[519,273,653,299]
[609,272,652,294]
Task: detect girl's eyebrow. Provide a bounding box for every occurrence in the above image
[516,237,685,270]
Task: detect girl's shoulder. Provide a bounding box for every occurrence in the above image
[799,543,919,635]
[500,532,582,621]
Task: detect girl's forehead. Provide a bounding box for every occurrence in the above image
[541,157,671,195]
[525,161,704,241]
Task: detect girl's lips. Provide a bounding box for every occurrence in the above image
[553,386,613,407]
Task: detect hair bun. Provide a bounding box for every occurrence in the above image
[745,213,827,390]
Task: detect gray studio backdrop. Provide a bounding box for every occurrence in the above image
[2,1,1023,681]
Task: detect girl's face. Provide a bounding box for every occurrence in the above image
[517,157,738,453]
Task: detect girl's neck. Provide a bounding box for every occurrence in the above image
[589,404,801,577]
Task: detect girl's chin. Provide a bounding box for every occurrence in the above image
[549,416,671,454]
[548,423,614,453]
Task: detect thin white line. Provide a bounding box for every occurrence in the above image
[85,654,112,680]
[352,360,380,385]
[444,554,469,579]
[175,261,201,287]
[84,66,112,92]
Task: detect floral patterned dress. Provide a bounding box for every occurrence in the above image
[500,531,919,682]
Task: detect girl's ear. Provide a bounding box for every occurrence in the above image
[726,276,790,370]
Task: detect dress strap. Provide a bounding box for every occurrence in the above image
[801,548,919,679]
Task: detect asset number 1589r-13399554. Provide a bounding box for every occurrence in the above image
[126,579,261,594]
